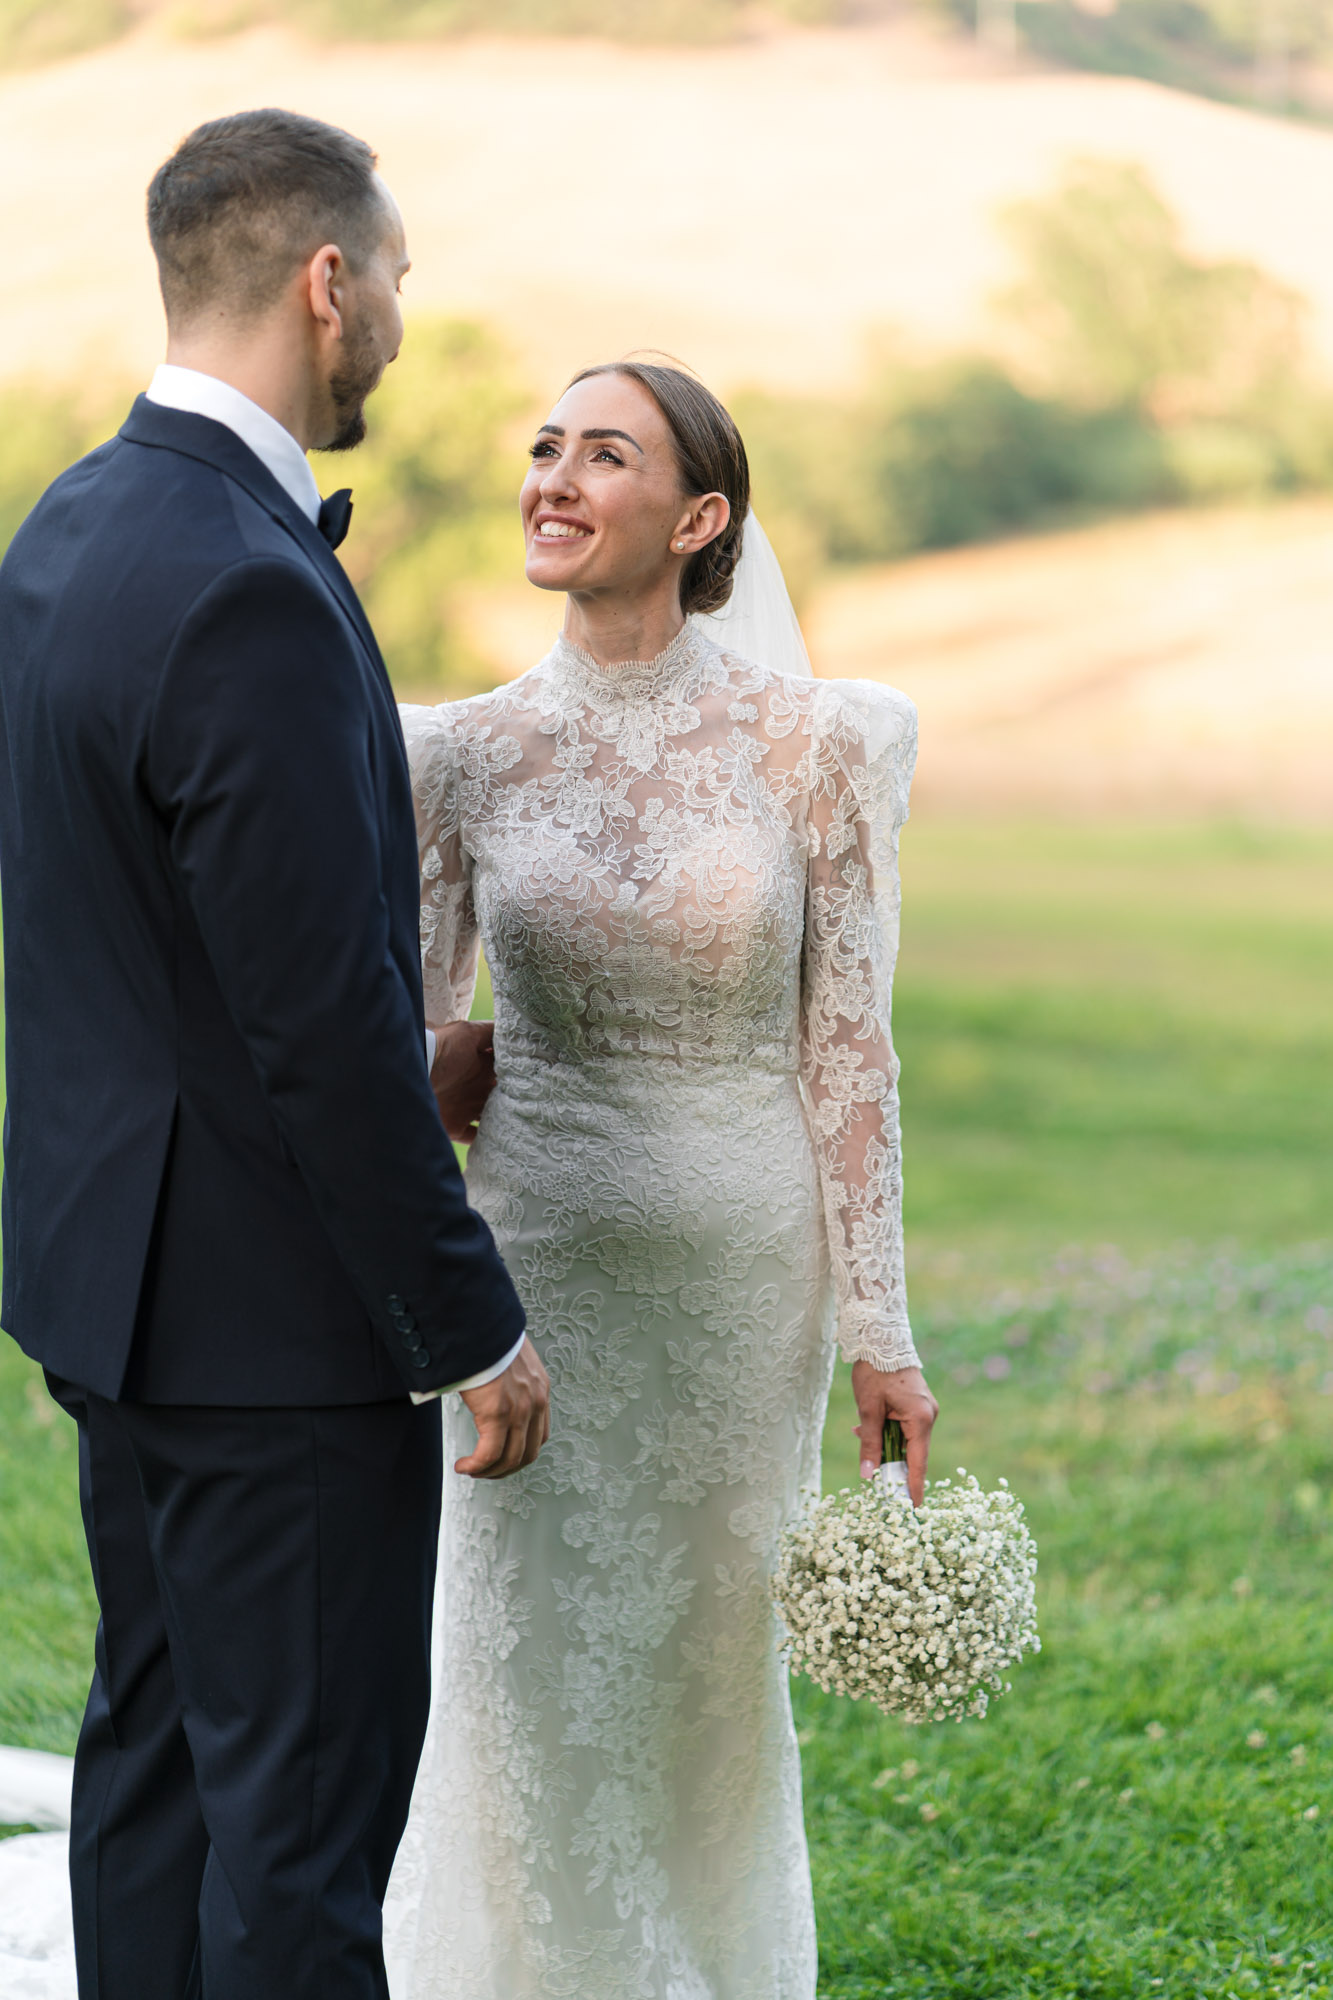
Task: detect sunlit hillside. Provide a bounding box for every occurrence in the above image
[4,17,1333,395]
[454,498,1333,818]
[6,20,1333,815]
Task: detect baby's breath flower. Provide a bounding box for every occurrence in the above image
[771,1471,1039,1722]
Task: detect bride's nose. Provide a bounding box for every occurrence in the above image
[538,453,579,503]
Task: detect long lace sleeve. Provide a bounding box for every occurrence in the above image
[800,679,920,1372]
[399,704,481,1029]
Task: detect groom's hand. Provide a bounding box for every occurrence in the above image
[852,1362,939,1507]
[456,1337,551,1479]
[430,1020,497,1143]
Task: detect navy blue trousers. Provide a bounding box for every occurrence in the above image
[48,1379,442,2000]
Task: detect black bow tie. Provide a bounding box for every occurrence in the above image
[317,489,353,550]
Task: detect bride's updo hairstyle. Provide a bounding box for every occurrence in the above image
[569,361,750,615]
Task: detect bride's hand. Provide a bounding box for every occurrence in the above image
[430,1019,497,1142]
[851,1362,939,1507]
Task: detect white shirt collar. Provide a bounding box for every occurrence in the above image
[145,364,323,526]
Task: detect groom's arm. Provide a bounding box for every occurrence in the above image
[146,555,527,1394]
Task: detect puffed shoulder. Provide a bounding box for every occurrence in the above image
[811,678,919,832]
[397,701,466,785]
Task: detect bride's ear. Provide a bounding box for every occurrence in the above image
[669,492,731,557]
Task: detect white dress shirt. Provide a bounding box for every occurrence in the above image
[145,365,523,1401]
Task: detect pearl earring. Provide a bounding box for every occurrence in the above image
[674,541,686,551]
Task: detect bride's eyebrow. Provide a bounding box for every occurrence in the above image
[536,423,645,456]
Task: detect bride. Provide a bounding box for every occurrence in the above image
[385,359,938,2000]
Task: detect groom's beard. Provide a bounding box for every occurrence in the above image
[324,315,384,454]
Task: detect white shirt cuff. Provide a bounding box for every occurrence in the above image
[425,1027,437,1071]
[409,1331,527,1404]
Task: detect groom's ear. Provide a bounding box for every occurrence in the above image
[305,245,348,343]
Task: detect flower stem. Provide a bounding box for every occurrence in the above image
[883,1418,907,1464]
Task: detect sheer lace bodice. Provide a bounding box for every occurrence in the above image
[404,625,918,1372]
[386,626,918,2000]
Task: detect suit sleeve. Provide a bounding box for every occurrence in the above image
[146,557,525,1392]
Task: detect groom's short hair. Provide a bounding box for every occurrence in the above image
[148,109,386,326]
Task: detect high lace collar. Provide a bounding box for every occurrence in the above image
[549,620,714,704]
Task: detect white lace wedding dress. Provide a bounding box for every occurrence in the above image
[384,622,919,2000]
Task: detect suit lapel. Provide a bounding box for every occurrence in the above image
[118,398,403,736]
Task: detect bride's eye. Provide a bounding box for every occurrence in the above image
[528,441,558,460]
[592,447,623,465]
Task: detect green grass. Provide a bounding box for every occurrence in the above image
[807,1245,1333,1997]
[895,821,1333,1272]
[2,818,1332,1988]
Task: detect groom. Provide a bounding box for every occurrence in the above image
[0,110,548,1998]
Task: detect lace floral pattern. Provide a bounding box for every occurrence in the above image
[385,625,918,2000]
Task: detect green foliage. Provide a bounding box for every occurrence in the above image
[338,319,533,695]
[276,0,841,39]
[0,381,123,552]
[741,162,1333,579]
[1015,0,1333,120]
[1000,161,1333,499]
[0,0,130,68]
[865,359,1170,550]
[1008,160,1333,505]
[740,359,1165,573]
[1000,160,1307,422]
[0,0,848,68]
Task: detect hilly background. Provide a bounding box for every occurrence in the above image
[5,12,1332,814]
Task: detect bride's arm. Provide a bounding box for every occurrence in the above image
[400,705,482,1027]
[799,686,937,1499]
[399,706,494,1144]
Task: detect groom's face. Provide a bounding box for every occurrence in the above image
[319,178,410,454]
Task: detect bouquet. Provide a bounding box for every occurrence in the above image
[771,1426,1040,1723]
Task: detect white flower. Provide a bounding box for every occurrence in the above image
[770,1470,1039,1723]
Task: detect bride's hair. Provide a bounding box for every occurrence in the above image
[568,361,750,615]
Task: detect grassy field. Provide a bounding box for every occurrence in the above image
[896,820,1333,1271]
[2,818,1331,1993]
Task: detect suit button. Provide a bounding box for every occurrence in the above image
[387,1295,407,1313]
[395,1313,419,1334]
[402,1331,424,1352]
[410,1351,432,1369]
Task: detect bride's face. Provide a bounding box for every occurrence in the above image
[521,374,726,602]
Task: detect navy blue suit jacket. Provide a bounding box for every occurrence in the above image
[0,397,525,1403]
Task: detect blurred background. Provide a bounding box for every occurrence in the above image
[2,3,1332,1993]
